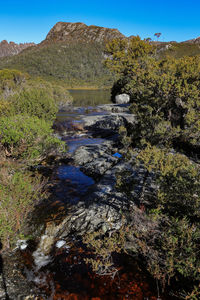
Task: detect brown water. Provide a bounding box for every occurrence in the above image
[69,89,112,106]
[22,242,176,300]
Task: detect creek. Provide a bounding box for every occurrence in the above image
[2,93,177,299]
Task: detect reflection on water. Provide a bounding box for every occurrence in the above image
[63,136,104,153]
[57,165,94,194]
[69,89,111,106]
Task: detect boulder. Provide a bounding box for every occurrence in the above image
[115,94,130,104]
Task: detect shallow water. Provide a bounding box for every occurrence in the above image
[69,89,112,106]
[57,165,94,193]
[63,136,104,153]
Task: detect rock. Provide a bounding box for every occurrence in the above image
[0,250,44,298]
[44,22,125,44]
[0,40,35,58]
[115,94,130,104]
[84,113,136,138]
[98,103,130,113]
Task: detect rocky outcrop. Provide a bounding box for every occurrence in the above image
[29,104,148,263]
[0,40,35,58]
[115,94,130,104]
[182,36,200,44]
[43,22,125,44]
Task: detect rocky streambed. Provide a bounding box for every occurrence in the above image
[0,104,176,299]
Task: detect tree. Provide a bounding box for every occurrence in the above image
[154,32,162,41]
[144,37,152,43]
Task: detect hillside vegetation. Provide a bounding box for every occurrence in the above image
[158,42,200,59]
[0,42,114,88]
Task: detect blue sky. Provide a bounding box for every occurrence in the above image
[0,0,200,43]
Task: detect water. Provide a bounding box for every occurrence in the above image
[22,100,176,299]
[63,136,104,153]
[69,89,112,106]
[57,165,94,194]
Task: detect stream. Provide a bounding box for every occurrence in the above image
[2,92,177,299]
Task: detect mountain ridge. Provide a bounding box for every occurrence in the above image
[0,40,35,58]
[0,22,200,88]
[41,21,125,45]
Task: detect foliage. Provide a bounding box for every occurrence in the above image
[9,88,58,121]
[0,114,65,161]
[137,145,200,219]
[0,69,68,250]
[105,37,200,296]
[159,42,200,59]
[0,69,73,119]
[0,42,114,88]
[106,38,200,149]
[83,227,126,278]
[0,155,47,248]
[116,145,200,295]
[105,36,154,76]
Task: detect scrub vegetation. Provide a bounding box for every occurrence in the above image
[84,36,200,299]
[0,69,66,247]
[0,42,114,88]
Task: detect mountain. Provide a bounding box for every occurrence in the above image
[182,37,200,44]
[0,22,200,88]
[0,22,125,87]
[43,22,125,44]
[0,40,35,58]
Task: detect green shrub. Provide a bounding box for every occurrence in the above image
[0,114,65,161]
[0,158,46,248]
[105,39,200,296]
[106,38,200,149]
[116,145,200,294]
[10,88,58,121]
[0,69,73,119]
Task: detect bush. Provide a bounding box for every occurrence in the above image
[106,38,200,150]
[0,156,46,248]
[10,88,58,121]
[116,145,200,295]
[0,114,65,161]
[0,69,73,120]
[105,38,200,296]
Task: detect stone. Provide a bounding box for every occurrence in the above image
[115,94,130,104]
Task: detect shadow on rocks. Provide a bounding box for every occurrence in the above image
[0,241,9,300]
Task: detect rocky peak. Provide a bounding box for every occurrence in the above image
[0,40,35,58]
[44,22,125,44]
[182,36,200,44]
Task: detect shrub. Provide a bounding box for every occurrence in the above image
[106,38,200,149]
[117,145,200,294]
[105,36,200,297]
[0,156,46,248]
[10,88,58,121]
[0,114,65,161]
[0,69,73,120]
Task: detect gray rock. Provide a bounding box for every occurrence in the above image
[84,113,136,137]
[115,94,130,104]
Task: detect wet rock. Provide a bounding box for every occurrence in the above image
[73,141,119,177]
[43,157,155,247]
[98,103,130,113]
[0,250,43,299]
[84,113,135,130]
